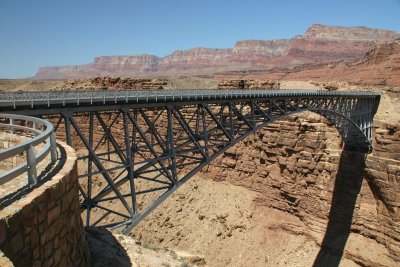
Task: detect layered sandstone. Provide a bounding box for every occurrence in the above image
[131,112,400,266]
[231,40,290,61]
[34,24,399,79]
[304,24,399,41]
[92,55,160,74]
[218,39,400,88]
[202,113,400,264]
[53,76,168,90]
[217,79,279,89]
[160,48,232,67]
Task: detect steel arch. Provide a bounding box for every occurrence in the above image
[0,89,380,233]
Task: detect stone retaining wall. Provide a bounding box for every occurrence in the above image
[0,141,90,267]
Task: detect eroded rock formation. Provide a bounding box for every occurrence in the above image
[53,77,168,90]
[34,24,399,79]
[131,112,400,266]
[201,113,400,264]
[219,39,400,88]
[217,79,279,89]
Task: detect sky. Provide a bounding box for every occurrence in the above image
[0,0,399,78]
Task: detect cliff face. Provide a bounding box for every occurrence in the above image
[127,112,400,266]
[93,55,161,72]
[227,39,400,87]
[304,24,399,41]
[232,40,290,61]
[34,24,400,79]
[200,113,400,265]
[160,48,232,66]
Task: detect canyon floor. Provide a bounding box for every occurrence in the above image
[86,172,396,267]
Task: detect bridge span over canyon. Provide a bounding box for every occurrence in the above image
[0,89,380,234]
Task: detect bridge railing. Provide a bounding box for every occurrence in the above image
[0,89,380,109]
[0,114,57,186]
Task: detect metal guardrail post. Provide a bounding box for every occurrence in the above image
[50,132,57,162]
[10,118,15,134]
[26,145,38,185]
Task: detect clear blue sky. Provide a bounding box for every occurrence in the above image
[0,0,399,78]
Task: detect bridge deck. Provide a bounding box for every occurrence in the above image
[0,89,380,113]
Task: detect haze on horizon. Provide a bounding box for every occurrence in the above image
[0,0,399,79]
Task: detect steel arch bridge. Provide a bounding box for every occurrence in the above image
[0,89,380,233]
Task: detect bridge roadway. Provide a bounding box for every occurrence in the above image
[0,89,379,113]
[0,89,381,233]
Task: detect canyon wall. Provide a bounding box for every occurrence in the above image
[126,110,399,266]
[219,39,400,88]
[197,113,400,264]
[35,24,400,79]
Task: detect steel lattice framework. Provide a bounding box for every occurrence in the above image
[0,89,380,233]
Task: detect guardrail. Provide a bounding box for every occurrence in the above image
[0,114,57,186]
[0,89,380,109]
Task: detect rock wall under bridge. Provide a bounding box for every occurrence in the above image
[199,112,400,264]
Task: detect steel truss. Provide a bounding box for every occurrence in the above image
[0,90,380,233]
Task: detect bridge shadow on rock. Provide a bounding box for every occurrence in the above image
[86,227,132,267]
[313,145,367,267]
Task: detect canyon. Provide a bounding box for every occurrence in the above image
[34,24,399,79]
[1,24,400,267]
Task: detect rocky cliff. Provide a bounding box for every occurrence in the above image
[128,111,400,266]
[160,48,232,67]
[35,24,399,79]
[200,114,400,263]
[231,40,290,62]
[304,24,399,41]
[218,39,400,88]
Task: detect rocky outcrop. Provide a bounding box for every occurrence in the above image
[217,79,279,89]
[34,24,400,79]
[198,113,400,265]
[160,48,232,67]
[220,39,400,87]
[92,55,161,74]
[232,40,290,61]
[36,65,95,80]
[304,24,399,41]
[373,122,400,160]
[286,38,375,62]
[53,77,168,90]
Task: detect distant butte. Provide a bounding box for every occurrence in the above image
[34,24,400,79]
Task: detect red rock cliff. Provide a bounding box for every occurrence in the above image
[35,24,399,79]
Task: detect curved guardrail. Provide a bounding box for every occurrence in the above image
[0,114,57,186]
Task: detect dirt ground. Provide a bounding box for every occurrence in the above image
[128,174,396,267]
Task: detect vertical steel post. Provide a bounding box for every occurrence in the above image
[86,111,94,226]
[49,132,57,163]
[27,145,37,185]
[123,109,138,215]
[10,118,16,134]
[63,113,72,146]
[167,106,177,183]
